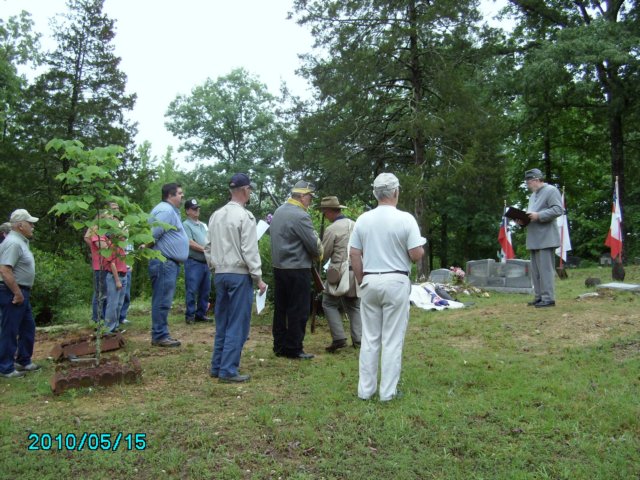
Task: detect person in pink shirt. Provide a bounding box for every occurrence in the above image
[102,235,128,333]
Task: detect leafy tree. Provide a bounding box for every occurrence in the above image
[3,0,138,251]
[0,11,40,143]
[0,11,41,220]
[288,0,507,273]
[165,68,284,185]
[502,0,640,261]
[47,138,164,361]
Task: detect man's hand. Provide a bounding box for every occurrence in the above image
[12,290,24,305]
[257,280,267,295]
[527,212,540,222]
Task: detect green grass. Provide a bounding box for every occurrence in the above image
[1,266,639,479]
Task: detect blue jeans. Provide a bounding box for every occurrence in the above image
[148,258,180,342]
[105,272,127,332]
[211,273,253,378]
[91,270,107,322]
[119,269,132,323]
[0,285,35,374]
[184,258,211,319]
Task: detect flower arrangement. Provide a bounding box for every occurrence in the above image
[265,213,273,224]
[449,266,465,284]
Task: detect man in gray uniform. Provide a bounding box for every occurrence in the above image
[518,168,563,308]
[270,181,323,359]
[319,196,361,352]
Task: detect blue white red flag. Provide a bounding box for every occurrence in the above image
[498,208,515,262]
[604,177,623,260]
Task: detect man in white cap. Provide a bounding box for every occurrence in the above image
[350,173,425,401]
[0,209,40,378]
[270,180,323,359]
[518,168,563,307]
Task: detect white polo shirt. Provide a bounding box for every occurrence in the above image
[350,205,425,273]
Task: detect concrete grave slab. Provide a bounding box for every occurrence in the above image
[597,282,640,292]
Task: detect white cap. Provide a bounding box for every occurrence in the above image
[373,173,399,189]
[10,209,39,223]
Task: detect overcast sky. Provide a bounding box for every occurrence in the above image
[2,0,506,166]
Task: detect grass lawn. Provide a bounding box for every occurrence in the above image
[1,266,639,479]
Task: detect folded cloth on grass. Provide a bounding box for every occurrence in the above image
[409,282,465,311]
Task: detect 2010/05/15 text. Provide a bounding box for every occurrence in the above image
[27,432,147,451]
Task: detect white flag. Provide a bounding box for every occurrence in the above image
[555,192,572,262]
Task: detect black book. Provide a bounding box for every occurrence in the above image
[504,207,530,226]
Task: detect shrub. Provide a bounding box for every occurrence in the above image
[31,248,93,325]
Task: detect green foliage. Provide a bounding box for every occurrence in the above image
[1,0,140,253]
[165,67,284,184]
[30,248,91,324]
[288,0,508,271]
[46,139,165,264]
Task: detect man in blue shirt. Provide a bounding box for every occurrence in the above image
[148,183,189,347]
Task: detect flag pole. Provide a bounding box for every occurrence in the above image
[559,186,565,269]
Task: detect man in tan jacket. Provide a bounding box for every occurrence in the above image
[320,196,361,352]
[205,173,267,383]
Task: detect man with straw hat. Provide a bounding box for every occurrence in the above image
[319,196,361,353]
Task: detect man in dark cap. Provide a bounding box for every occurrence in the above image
[319,196,361,352]
[183,198,211,324]
[205,173,266,383]
[270,180,323,359]
[518,168,563,307]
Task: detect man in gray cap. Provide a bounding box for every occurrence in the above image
[350,173,425,401]
[517,168,563,307]
[319,196,361,352]
[0,209,40,378]
[270,180,323,359]
[183,198,211,324]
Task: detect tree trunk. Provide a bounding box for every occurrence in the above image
[408,0,429,279]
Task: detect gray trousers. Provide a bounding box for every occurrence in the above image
[530,248,556,302]
[322,292,362,343]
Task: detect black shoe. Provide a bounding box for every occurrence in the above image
[527,299,541,306]
[195,315,212,323]
[185,317,195,325]
[535,301,556,308]
[325,339,347,353]
[380,390,404,402]
[151,337,181,347]
[292,352,314,360]
[219,374,250,383]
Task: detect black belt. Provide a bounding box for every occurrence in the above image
[188,257,207,264]
[167,257,181,265]
[0,282,31,291]
[363,271,408,276]
[118,272,127,277]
